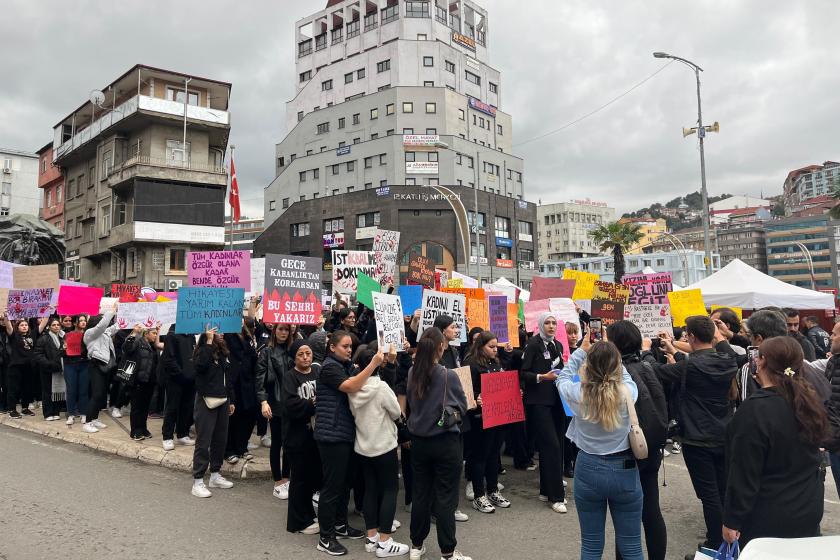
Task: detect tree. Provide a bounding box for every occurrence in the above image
[588,221,645,282]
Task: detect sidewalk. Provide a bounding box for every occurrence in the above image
[0,410,273,479]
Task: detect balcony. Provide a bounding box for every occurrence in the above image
[105,153,227,189]
[381,5,399,25]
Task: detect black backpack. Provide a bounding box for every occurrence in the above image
[625,358,669,457]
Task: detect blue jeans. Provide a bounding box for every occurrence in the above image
[574,451,644,560]
[63,361,90,417]
[830,451,840,500]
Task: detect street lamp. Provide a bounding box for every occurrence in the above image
[654,51,716,275]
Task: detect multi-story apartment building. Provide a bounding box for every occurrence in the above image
[708,195,770,224]
[716,223,768,273]
[765,215,838,290]
[0,148,40,217]
[36,142,64,229]
[645,225,716,254]
[224,216,264,252]
[618,217,667,254]
[537,199,615,262]
[52,65,231,288]
[783,161,839,211]
[264,0,525,227]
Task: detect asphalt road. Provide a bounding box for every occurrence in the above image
[0,425,838,559]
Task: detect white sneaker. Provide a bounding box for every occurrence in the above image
[454,509,469,522]
[46,416,60,421]
[273,480,290,500]
[209,474,233,489]
[538,494,548,502]
[391,519,401,531]
[299,522,320,535]
[563,480,568,487]
[162,439,175,451]
[409,547,426,560]
[65,415,75,426]
[247,441,259,450]
[465,481,474,500]
[488,491,511,508]
[366,537,380,553]
[110,407,122,418]
[376,539,410,558]
[443,551,472,560]
[92,419,107,429]
[176,436,195,446]
[191,480,212,498]
[81,423,99,433]
[663,449,671,457]
[261,435,272,447]
[471,496,495,514]
[497,482,504,491]
[80,415,86,424]
[551,502,568,513]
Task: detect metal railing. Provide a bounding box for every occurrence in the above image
[107,154,226,177]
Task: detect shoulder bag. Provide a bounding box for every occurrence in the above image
[622,384,648,460]
[115,360,137,386]
[436,369,462,429]
[203,361,228,409]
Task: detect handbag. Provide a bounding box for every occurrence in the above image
[622,384,648,460]
[694,541,739,560]
[436,369,462,430]
[115,360,137,386]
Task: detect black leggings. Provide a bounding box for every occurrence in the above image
[5,364,31,411]
[616,453,666,560]
[410,433,462,555]
[465,416,507,497]
[362,448,399,534]
[317,441,357,540]
[86,361,111,421]
[287,438,322,533]
[269,415,290,481]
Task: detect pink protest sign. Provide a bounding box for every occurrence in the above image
[524,299,551,332]
[481,371,526,429]
[57,286,104,315]
[187,250,251,290]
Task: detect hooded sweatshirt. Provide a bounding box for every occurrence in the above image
[348,375,402,457]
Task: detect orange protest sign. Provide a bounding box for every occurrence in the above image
[467,298,489,330]
[507,303,520,348]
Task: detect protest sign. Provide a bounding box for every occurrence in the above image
[624,304,673,338]
[111,283,141,303]
[99,297,119,314]
[7,288,53,319]
[371,292,405,353]
[507,303,520,348]
[488,295,509,342]
[481,371,526,429]
[447,278,464,289]
[263,254,323,325]
[175,287,244,333]
[117,300,178,330]
[485,283,518,303]
[187,250,251,290]
[420,289,466,344]
[591,300,625,326]
[356,272,381,308]
[451,271,478,288]
[250,257,265,297]
[0,288,8,314]
[434,269,449,291]
[407,254,434,287]
[373,229,400,253]
[454,366,477,410]
[524,299,550,333]
[668,289,706,327]
[0,260,20,288]
[549,298,580,326]
[373,250,398,287]
[562,269,599,300]
[593,281,630,303]
[13,264,59,290]
[711,304,742,320]
[398,285,423,315]
[623,272,673,305]
[529,276,575,301]
[554,320,571,362]
[441,287,486,303]
[467,298,489,330]
[332,250,376,294]
[57,286,103,316]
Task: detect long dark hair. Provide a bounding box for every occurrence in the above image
[464,331,497,368]
[268,323,293,350]
[195,333,230,361]
[410,328,446,400]
[758,337,828,446]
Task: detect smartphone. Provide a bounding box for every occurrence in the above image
[747,346,759,376]
[590,319,603,342]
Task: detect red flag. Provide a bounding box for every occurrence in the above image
[229,153,241,223]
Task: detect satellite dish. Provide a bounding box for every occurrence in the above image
[89,89,106,107]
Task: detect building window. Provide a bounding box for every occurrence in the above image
[269,200,276,211]
[100,205,111,235]
[346,161,355,172]
[338,117,346,129]
[298,39,313,57]
[299,171,307,182]
[406,1,430,18]
[56,184,62,203]
[423,56,434,67]
[46,189,52,207]
[403,128,414,134]
[387,129,394,136]
[379,154,387,165]
[405,152,416,162]
[353,138,361,144]
[497,124,503,135]
[380,179,387,187]
[357,211,381,227]
[402,102,413,113]
[381,4,399,24]
[386,103,395,115]
[371,133,379,140]
[428,152,438,162]
[166,87,199,106]
[425,128,437,135]
[518,220,533,236]
[465,71,481,85]
[364,157,373,168]
[445,60,455,73]
[332,164,340,175]
[317,122,330,134]
[423,81,434,87]
[370,107,379,119]
[406,178,416,185]
[377,59,391,73]
[489,82,498,94]
[291,222,311,237]
[425,102,436,113]
[166,247,185,273]
[344,72,354,84]
[353,113,360,125]
[322,79,333,91]
[299,70,311,82]
[165,141,190,167]
[357,68,366,79]
[495,216,510,238]
[458,109,465,120]
[346,19,359,38]
[313,168,319,179]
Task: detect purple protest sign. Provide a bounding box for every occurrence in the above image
[187,250,251,290]
[488,295,509,343]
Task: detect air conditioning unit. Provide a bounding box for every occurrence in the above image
[166,279,183,290]
[2,168,10,174]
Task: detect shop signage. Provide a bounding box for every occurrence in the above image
[496,259,514,268]
[519,233,532,242]
[468,97,497,117]
[323,232,345,248]
[402,134,439,147]
[405,161,439,174]
[376,186,390,196]
[495,237,513,248]
[452,31,476,50]
[336,145,351,156]
[356,226,378,240]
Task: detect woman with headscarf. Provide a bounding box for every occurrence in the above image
[519,312,568,513]
[32,317,65,421]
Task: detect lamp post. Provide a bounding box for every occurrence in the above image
[793,241,817,290]
[654,51,714,275]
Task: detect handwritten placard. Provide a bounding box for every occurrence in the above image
[562,269,599,300]
[591,300,625,326]
[467,298,489,331]
[408,253,434,287]
[623,273,673,305]
[332,250,376,294]
[488,295,509,342]
[13,264,59,290]
[481,371,526,429]
[593,281,630,303]
[249,257,265,297]
[371,292,405,353]
[263,254,323,325]
[0,260,20,289]
[187,250,251,290]
[668,289,706,327]
[624,304,673,338]
[111,283,141,303]
[420,289,466,344]
[447,278,464,289]
[175,287,245,334]
[7,288,53,319]
[507,303,520,348]
[117,301,178,330]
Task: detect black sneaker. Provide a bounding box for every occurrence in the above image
[131,434,145,441]
[21,408,35,416]
[317,537,348,556]
[142,430,153,439]
[9,410,22,419]
[334,524,365,539]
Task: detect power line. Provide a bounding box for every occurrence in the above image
[512,60,675,149]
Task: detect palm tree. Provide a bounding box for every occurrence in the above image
[830,178,840,220]
[588,221,645,282]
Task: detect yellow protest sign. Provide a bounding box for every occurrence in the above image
[447,278,464,289]
[710,305,742,320]
[668,289,707,327]
[507,303,520,348]
[467,298,489,330]
[562,269,599,300]
[593,280,630,303]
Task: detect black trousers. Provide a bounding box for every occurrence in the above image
[226,406,258,457]
[465,416,507,497]
[130,381,155,437]
[192,396,229,478]
[86,361,111,421]
[256,414,268,437]
[149,383,165,415]
[317,441,357,540]
[162,379,195,440]
[269,415,290,481]
[5,364,29,411]
[401,446,414,506]
[527,403,566,502]
[287,437,322,533]
[39,370,59,419]
[410,432,462,555]
[362,448,399,534]
[506,420,533,468]
[683,444,726,549]
[616,452,667,560]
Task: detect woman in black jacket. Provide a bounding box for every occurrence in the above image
[224,318,259,463]
[722,336,827,547]
[33,317,65,421]
[191,328,235,499]
[123,324,162,441]
[3,314,46,419]
[519,311,567,513]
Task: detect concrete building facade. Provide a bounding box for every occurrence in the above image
[716,223,768,273]
[224,216,265,252]
[618,217,668,254]
[783,161,839,211]
[765,215,838,290]
[0,148,40,217]
[537,199,615,263]
[52,65,231,288]
[36,143,64,229]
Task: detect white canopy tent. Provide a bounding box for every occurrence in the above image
[486,277,529,303]
[676,258,835,310]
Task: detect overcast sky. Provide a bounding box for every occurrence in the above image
[2,0,838,218]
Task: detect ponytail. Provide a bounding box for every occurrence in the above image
[410,328,445,400]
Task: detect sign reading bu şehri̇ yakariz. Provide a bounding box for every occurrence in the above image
[187,250,251,290]
[263,254,323,325]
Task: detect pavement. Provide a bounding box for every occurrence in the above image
[1,422,839,560]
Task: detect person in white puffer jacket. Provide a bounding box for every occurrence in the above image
[349,343,409,558]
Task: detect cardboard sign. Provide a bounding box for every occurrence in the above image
[187,250,251,290]
[624,304,673,338]
[623,273,673,305]
[711,304,742,320]
[562,269,599,300]
[371,292,405,353]
[398,284,423,315]
[373,251,398,287]
[249,257,265,297]
[507,303,520,348]
[454,366,477,410]
[7,288,53,319]
[117,300,178,330]
[524,299,551,333]
[175,287,245,334]
[0,260,20,288]
[332,250,376,294]
[420,289,466,344]
[57,286,104,316]
[467,298,489,330]
[529,276,575,301]
[441,288,486,311]
[481,371,526,429]
[488,295,509,342]
[591,300,625,326]
[407,254,434,287]
[549,298,580,326]
[373,229,400,252]
[451,271,479,288]
[99,297,119,315]
[263,254,323,325]
[593,281,630,303]
[13,264,59,290]
[434,269,449,291]
[356,271,381,308]
[111,283,142,303]
[447,278,464,289]
[668,289,706,327]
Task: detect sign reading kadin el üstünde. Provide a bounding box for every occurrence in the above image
[187,250,251,290]
[623,272,673,305]
[420,289,466,344]
[371,292,406,353]
[332,250,376,294]
[263,254,323,325]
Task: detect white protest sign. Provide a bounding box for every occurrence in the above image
[250,257,265,298]
[116,300,178,330]
[624,304,673,338]
[332,250,377,294]
[373,229,400,253]
[549,298,579,326]
[99,297,119,315]
[372,292,406,353]
[420,289,466,345]
[451,271,479,288]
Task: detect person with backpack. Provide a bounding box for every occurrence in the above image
[608,321,668,560]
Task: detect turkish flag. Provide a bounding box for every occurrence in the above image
[229,154,241,223]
